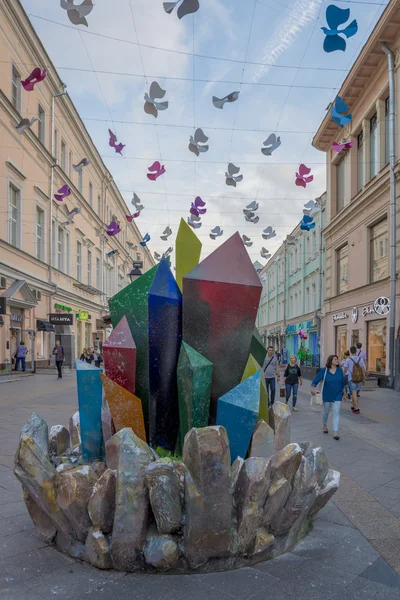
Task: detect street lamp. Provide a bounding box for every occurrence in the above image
[128,267,142,283]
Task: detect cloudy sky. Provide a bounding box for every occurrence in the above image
[21,0,387,263]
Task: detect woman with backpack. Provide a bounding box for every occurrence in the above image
[343,346,366,415]
[311,354,346,440]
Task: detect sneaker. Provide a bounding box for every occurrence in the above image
[292,407,298,411]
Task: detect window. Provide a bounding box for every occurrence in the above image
[54,129,59,160]
[89,182,93,207]
[370,219,388,282]
[305,287,310,313]
[368,319,386,373]
[36,330,45,358]
[58,227,64,271]
[11,65,21,112]
[69,151,73,178]
[370,114,378,179]
[35,207,45,260]
[61,140,66,171]
[311,282,316,311]
[38,105,45,144]
[9,183,20,247]
[336,157,345,211]
[88,249,92,286]
[78,169,83,194]
[385,97,390,166]
[294,294,298,316]
[76,241,82,281]
[357,131,364,191]
[96,256,101,289]
[336,324,347,360]
[66,232,71,275]
[97,195,101,217]
[312,231,317,255]
[337,245,348,294]
[294,249,298,271]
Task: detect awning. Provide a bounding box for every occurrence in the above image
[37,320,55,332]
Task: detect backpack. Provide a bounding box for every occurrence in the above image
[350,357,364,383]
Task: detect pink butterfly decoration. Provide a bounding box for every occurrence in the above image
[108,129,125,154]
[295,164,313,188]
[147,161,166,181]
[332,140,354,153]
[54,184,71,202]
[21,68,47,91]
[126,212,141,222]
[106,221,121,236]
[190,196,207,217]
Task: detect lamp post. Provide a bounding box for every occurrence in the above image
[128,267,142,283]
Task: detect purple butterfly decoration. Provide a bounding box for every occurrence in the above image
[21,67,47,91]
[108,129,125,154]
[190,196,206,217]
[106,220,121,236]
[295,164,313,188]
[147,161,166,181]
[54,184,71,202]
[332,140,354,153]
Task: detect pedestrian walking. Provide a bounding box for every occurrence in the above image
[284,354,302,411]
[311,354,346,440]
[356,342,368,398]
[80,348,88,361]
[343,346,366,414]
[94,346,103,369]
[15,341,28,372]
[52,340,65,379]
[280,345,288,365]
[262,345,280,407]
[341,350,351,399]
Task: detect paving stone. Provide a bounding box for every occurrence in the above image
[337,501,400,540]
[329,576,400,600]
[0,531,49,561]
[370,485,400,509]
[0,545,74,588]
[194,567,280,599]
[0,501,27,519]
[314,505,357,529]
[353,470,400,493]
[370,539,400,575]
[385,477,400,490]
[360,557,400,589]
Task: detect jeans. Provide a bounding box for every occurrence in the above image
[285,383,298,407]
[56,360,63,378]
[349,380,361,392]
[265,377,276,407]
[323,401,341,432]
[15,357,26,372]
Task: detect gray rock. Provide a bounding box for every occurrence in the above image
[145,459,182,534]
[56,531,85,560]
[14,430,74,539]
[88,469,116,534]
[308,447,329,488]
[299,441,314,457]
[85,527,112,569]
[144,532,181,570]
[183,426,233,568]
[231,456,244,495]
[92,461,107,479]
[264,477,292,529]
[249,420,275,459]
[270,443,302,482]
[57,465,98,542]
[23,486,56,542]
[69,411,81,448]
[111,428,155,571]
[234,457,271,555]
[21,413,48,456]
[101,408,113,446]
[272,402,291,452]
[49,425,70,456]
[268,407,275,432]
[309,469,340,517]
[105,429,126,470]
[253,528,275,556]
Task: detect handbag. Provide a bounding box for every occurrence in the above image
[280,386,286,398]
[310,368,327,406]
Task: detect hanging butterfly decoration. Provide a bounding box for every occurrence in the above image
[60,0,94,27]
[54,184,71,202]
[144,82,169,118]
[225,163,243,187]
[108,130,125,154]
[126,212,141,222]
[304,200,317,211]
[147,161,166,181]
[163,0,199,19]
[322,5,358,53]
[132,193,144,211]
[73,158,90,172]
[140,233,151,247]
[242,235,253,247]
[261,134,281,156]
[60,205,81,225]
[295,164,313,188]
[21,68,47,92]
[162,246,173,259]
[187,214,202,229]
[243,200,259,224]
[15,117,38,134]
[189,128,209,156]
[190,196,207,217]
[107,249,119,258]
[212,91,240,110]
[262,226,276,240]
[332,139,354,153]
[106,221,121,237]
[160,226,172,241]
[154,251,161,261]
[286,235,296,246]
[260,247,271,260]
[330,96,352,128]
[300,215,316,231]
[209,226,223,240]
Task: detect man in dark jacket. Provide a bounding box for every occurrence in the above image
[52,340,65,379]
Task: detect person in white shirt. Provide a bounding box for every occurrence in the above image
[343,346,366,415]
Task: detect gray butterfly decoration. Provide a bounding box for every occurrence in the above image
[60,0,93,27]
[244,211,259,224]
[154,252,161,262]
[73,158,90,172]
[225,163,243,187]
[144,82,169,118]
[60,205,81,226]
[15,117,38,134]
[132,193,144,211]
[242,234,253,247]
[163,0,199,19]
[163,246,173,258]
[261,133,281,156]
[160,226,172,241]
[260,247,271,259]
[189,128,209,156]
[209,226,223,240]
[286,235,296,245]
[187,216,202,229]
[262,226,276,240]
[212,91,240,110]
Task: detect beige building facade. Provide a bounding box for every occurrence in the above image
[0,0,154,370]
[313,0,400,385]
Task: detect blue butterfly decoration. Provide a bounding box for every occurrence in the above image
[300,215,316,232]
[140,233,151,247]
[322,5,358,53]
[331,96,352,128]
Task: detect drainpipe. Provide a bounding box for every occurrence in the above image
[283,241,287,346]
[381,42,397,388]
[317,206,324,367]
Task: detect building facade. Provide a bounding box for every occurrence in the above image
[257,194,326,367]
[313,0,400,386]
[0,0,154,370]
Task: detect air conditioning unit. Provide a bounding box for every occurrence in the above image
[0,276,6,289]
[33,290,42,301]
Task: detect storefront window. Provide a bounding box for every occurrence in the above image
[368,319,386,373]
[336,324,347,359]
[351,329,359,347]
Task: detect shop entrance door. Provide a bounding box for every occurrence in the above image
[336,325,348,360]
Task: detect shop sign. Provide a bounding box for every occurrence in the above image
[10,313,23,322]
[374,296,391,316]
[49,313,74,325]
[55,303,72,312]
[332,312,348,323]
[362,305,374,317]
[77,310,89,321]
[351,306,359,324]
[287,324,296,332]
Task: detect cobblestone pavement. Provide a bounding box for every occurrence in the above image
[1,373,400,599]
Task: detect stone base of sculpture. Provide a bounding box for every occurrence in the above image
[14,404,339,573]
